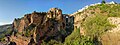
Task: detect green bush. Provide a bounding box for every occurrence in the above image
[0,37,5,42]
[64,28,94,45]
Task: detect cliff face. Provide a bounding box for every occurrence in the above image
[72,3,120,45]
[11,8,67,45]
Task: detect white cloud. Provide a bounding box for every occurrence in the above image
[0,22,12,26]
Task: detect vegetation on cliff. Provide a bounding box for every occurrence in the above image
[83,15,115,37]
[73,1,119,45]
[64,28,95,45]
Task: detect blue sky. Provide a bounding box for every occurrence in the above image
[0,0,120,25]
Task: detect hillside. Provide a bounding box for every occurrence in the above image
[0,1,120,45]
[72,1,120,45]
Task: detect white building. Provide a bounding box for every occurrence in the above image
[106,1,116,4]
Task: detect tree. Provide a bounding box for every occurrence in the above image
[101,0,106,4]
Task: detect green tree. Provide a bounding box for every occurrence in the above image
[101,0,106,4]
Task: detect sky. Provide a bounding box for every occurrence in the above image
[0,0,120,25]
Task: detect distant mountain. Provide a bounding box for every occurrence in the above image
[0,24,12,32]
[0,24,12,41]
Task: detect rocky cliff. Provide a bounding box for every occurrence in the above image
[71,2,120,45]
[10,8,70,45]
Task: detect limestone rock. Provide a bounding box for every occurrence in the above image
[11,8,68,45]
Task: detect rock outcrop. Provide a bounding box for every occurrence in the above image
[11,8,69,45]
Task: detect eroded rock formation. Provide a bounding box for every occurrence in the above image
[11,8,69,45]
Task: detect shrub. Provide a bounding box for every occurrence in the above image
[64,28,95,45]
